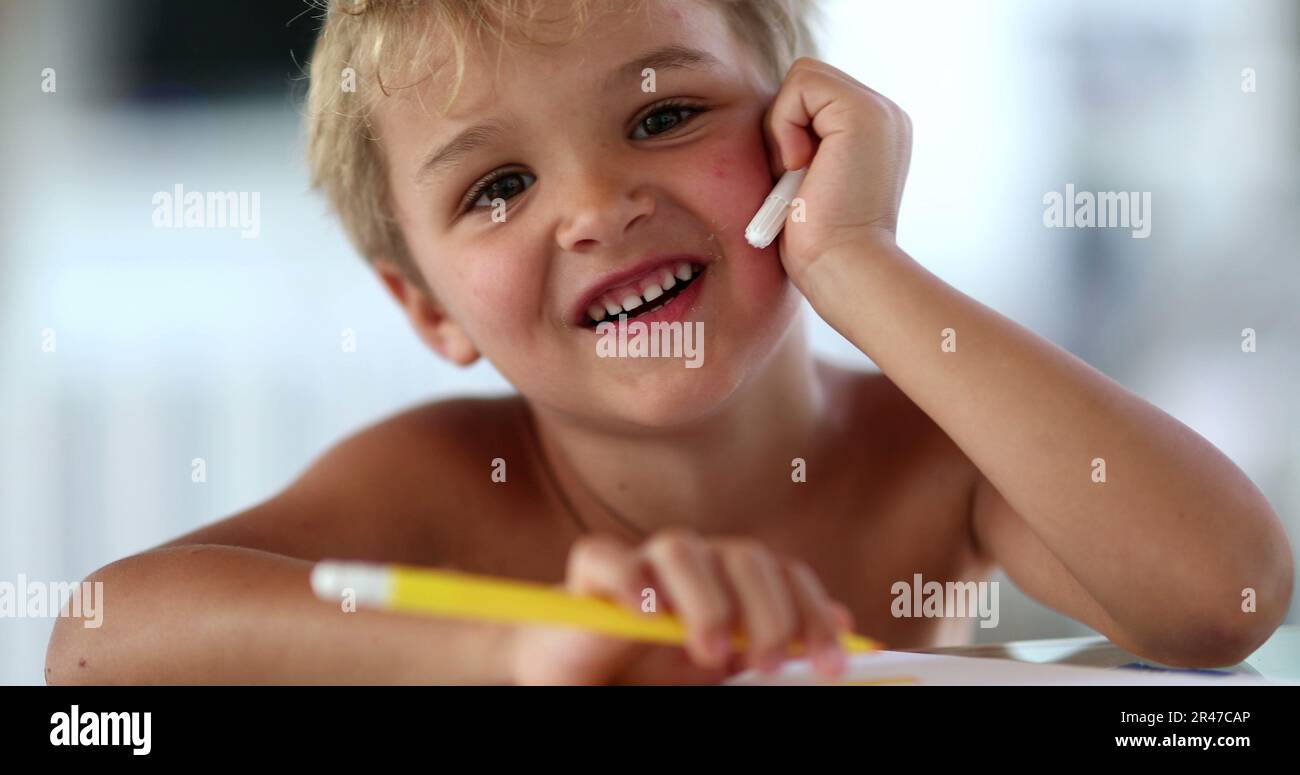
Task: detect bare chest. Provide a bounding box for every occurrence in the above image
[419,450,990,650]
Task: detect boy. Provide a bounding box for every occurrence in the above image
[47,0,1292,684]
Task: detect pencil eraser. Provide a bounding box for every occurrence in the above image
[311,561,391,605]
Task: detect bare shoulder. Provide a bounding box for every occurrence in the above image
[160,395,539,563]
[297,394,530,494]
[819,360,979,515]
[820,362,956,450]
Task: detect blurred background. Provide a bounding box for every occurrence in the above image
[1,0,1297,684]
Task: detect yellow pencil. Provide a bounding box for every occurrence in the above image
[310,560,881,655]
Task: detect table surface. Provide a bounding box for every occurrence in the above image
[905,625,1300,681]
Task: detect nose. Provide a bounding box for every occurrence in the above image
[554,168,655,253]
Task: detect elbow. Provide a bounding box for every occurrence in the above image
[1164,503,1295,668]
[1152,617,1278,669]
[1145,550,1293,669]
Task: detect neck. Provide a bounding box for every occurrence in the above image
[524,314,834,541]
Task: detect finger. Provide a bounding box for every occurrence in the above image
[785,561,846,677]
[788,55,878,96]
[641,530,735,668]
[761,58,832,177]
[831,602,855,633]
[762,62,850,173]
[760,100,788,180]
[566,533,649,610]
[551,535,659,683]
[718,540,799,672]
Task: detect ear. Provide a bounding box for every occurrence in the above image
[374,260,480,366]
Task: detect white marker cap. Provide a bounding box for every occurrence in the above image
[745,168,807,249]
[310,561,393,607]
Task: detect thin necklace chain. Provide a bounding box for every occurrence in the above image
[519,405,649,541]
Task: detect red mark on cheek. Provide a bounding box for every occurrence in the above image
[711,165,726,180]
[670,9,682,21]
[78,658,87,668]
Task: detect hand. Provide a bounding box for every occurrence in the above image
[509,529,855,684]
[761,57,913,288]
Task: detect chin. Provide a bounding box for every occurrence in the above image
[577,351,762,432]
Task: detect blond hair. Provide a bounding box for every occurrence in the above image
[305,0,819,278]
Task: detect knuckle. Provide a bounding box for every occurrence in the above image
[865,90,900,113]
[787,560,828,596]
[655,526,698,544]
[725,538,772,567]
[566,535,636,589]
[784,64,817,88]
[646,529,697,564]
[885,100,910,125]
[565,535,601,570]
[785,66,816,88]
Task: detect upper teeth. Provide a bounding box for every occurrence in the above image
[660,269,676,291]
[586,262,698,323]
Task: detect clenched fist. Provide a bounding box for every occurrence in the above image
[761,57,913,289]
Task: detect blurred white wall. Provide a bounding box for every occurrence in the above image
[1,0,1296,683]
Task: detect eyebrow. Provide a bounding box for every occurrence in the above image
[415,119,512,186]
[415,45,722,186]
[601,44,724,92]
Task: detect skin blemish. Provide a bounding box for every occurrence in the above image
[711,165,726,180]
[78,658,87,668]
[670,8,682,21]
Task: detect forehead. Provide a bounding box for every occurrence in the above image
[375,0,755,127]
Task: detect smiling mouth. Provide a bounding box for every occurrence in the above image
[582,264,706,328]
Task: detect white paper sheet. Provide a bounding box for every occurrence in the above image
[724,650,1277,685]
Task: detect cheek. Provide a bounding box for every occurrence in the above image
[686,142,774,234]
[393,199,539,336]
[430,241,546,339]
[683,139,789,298]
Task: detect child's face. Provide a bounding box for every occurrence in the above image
[378,0,803,427]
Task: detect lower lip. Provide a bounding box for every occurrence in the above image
[583,268,708,333]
